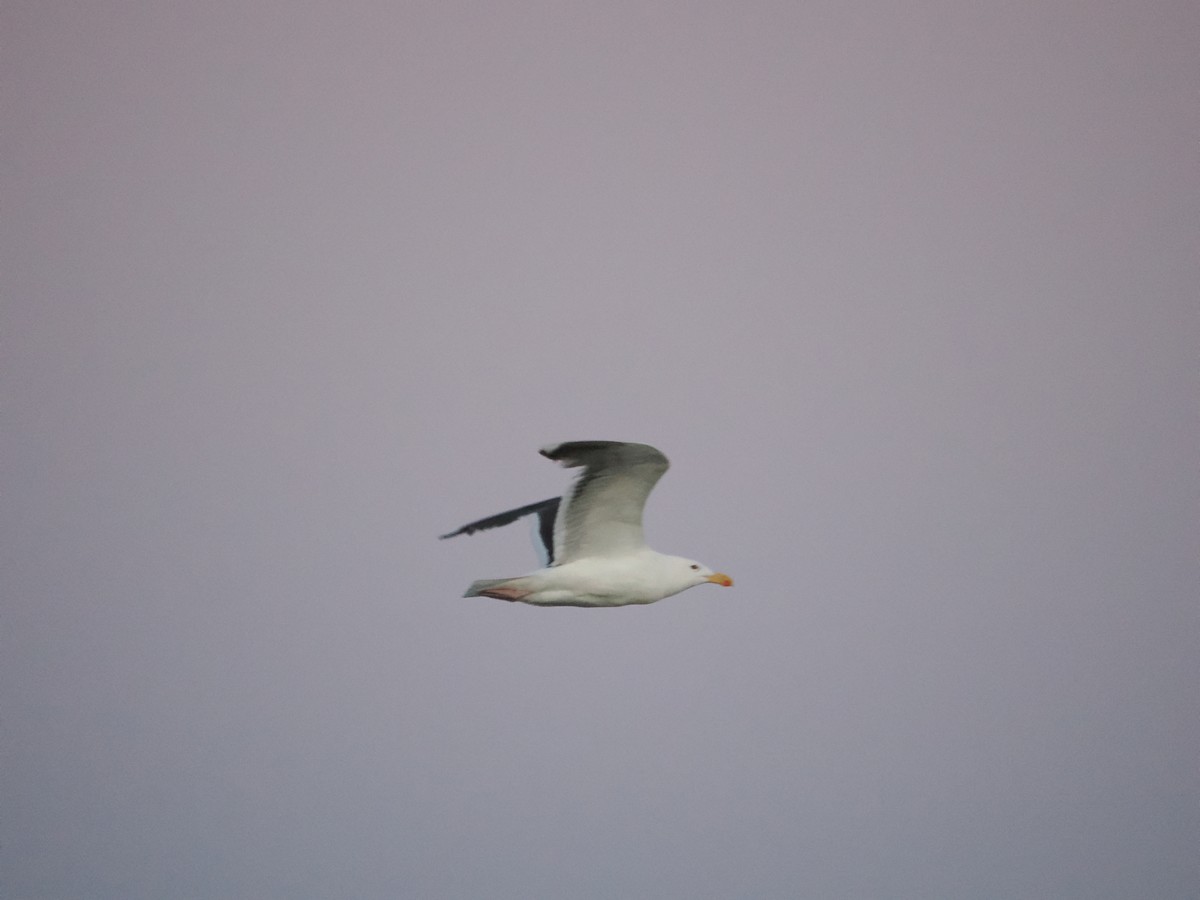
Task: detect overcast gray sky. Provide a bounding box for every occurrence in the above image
[3,2,1197,898]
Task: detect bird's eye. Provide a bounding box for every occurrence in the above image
[690,564,700,570]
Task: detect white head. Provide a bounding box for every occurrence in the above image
[662,555,734,597]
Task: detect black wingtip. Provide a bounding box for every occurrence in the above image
[438,497,560,543]
[439,524,482,540]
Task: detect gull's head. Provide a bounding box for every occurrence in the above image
[674,557,733,589]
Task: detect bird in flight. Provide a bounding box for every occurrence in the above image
[440,441,733,607]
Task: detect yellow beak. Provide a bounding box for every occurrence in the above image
[707,573,733,587]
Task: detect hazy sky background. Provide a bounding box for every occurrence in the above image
[3,2,1197,898]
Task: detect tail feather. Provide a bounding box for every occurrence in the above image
[463,577,519,598]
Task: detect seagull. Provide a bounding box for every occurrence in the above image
[440,441,733,607]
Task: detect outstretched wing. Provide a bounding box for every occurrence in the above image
[539,441,670,563]
[439,497,561,564]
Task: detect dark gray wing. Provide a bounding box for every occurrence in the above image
[539,441,670,563]
[439,497,561,564]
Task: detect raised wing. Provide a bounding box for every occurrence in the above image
[540,441,670,563]
[439,497,561,564]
